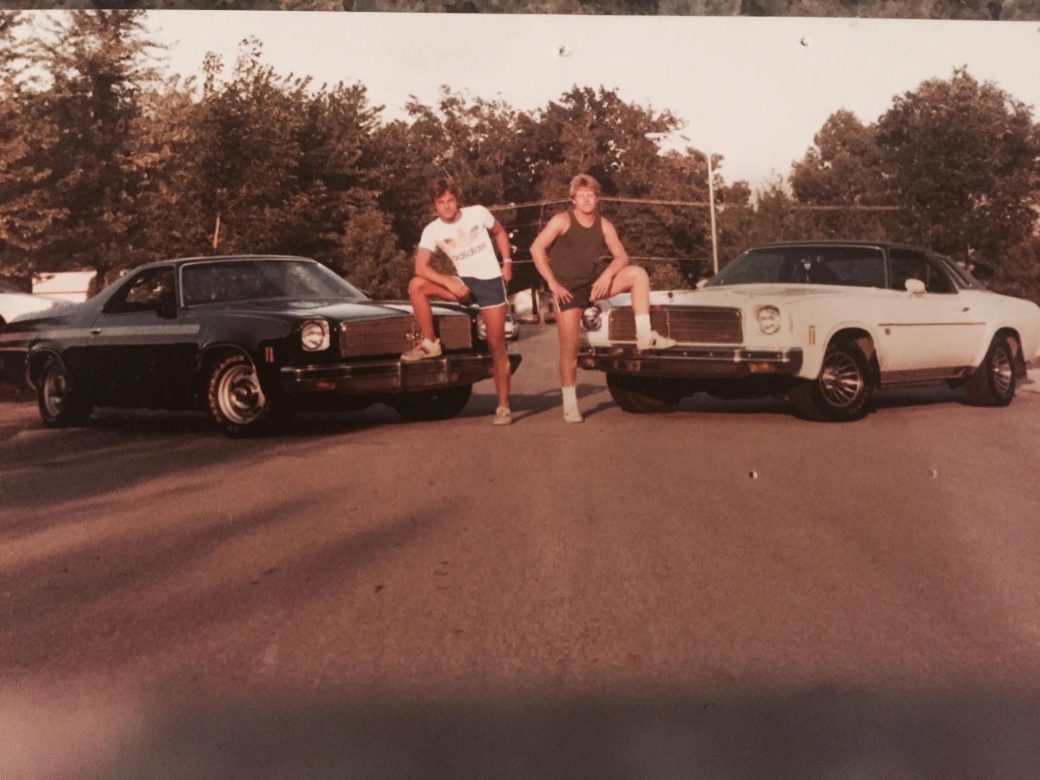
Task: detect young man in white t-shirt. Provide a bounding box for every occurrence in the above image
[403,178,515,425]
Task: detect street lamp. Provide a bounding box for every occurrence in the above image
[645,132,719,275]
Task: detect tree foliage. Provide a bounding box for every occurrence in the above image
[1,14,1038,303]
[875,68,1038,262]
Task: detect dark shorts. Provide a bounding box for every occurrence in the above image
[557,279,595,312]
[459,276,507,309]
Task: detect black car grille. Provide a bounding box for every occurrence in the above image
[608,306,743,344]
[339,314,472,358]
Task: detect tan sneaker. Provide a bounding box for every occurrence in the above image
[636,330,677,351]
[563,406,584,423]
[493,406,512,426]
[401,338,442,361]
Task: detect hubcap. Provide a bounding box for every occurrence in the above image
[43,366,68,417]
[819,352,864,408]
[217,364,266,424]
[991,346,1013,396]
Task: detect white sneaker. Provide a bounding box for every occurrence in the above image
[636,330,677,351]
[493,406,512,426]
[401,338,442,361]
[563,406,584,423]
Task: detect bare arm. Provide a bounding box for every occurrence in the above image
[529,213,573,304]
[489,220,513,283]
[590,218,629,300]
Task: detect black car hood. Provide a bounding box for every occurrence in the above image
[197,299,471,320]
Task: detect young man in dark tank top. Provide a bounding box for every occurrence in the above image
[530,174,676,423]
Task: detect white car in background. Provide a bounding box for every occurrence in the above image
[0,279,65,326]
[577,241,1040,421]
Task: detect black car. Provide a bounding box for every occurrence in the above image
[0,255,521,435]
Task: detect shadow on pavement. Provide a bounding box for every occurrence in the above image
[70,685,1040,778]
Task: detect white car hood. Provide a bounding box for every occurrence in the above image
[604,284,870,309]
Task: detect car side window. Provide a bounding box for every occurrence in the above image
[888,249,954,294]
[106,268,175,314]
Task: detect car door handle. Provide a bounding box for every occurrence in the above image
[91,328,102,335]
[961,306,970,312]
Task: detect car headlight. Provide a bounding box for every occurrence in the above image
[476,312,487,340]
[754,305,781,335]
[581,305,603,331]
[300,319,330,351]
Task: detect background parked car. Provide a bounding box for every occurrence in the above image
[0,255,521,435]
[0,279,65,326]
[577,241,1040,421]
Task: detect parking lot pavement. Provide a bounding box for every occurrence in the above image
[0,387,37,438]
[0,365,1037,440]
[1023,367,1040,394]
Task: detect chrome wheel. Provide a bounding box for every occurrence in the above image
[216,363,266,425]
[37,357,93,427]
[965,334,1017,407]
[789,338,873,422]
[819,351,865,409]
[990,344,1013,397]
[42,364,68,418]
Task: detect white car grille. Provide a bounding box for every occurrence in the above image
[608,306,743,344]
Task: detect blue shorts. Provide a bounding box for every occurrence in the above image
[459,276,507,309]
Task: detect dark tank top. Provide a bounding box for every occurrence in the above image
[550,210,608,285]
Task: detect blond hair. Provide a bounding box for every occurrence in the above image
[568,174,601,198]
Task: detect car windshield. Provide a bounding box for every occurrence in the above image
[708,246,886,288]
[181,259,367,306]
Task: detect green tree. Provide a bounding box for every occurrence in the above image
[29,10,160,285]
[333,203,411,298]
[0,12,64,280]
[875,68,1039,262]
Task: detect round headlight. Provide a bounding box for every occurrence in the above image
[300,319,330,351]
[754,305,781,335]
[581,305,603,331]
[476,312,487,340]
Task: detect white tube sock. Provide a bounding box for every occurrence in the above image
[635,314,651,340]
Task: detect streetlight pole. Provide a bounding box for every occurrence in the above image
[705,152,719,275]
[646,131,719,276]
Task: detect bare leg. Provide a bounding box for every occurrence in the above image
[555,307,581,388]
[608,265,651,315]
[407,276,461,341]
[479,303,511,409]
[608,265,675,350]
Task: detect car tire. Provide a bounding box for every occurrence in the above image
[206,353,287,436]
[788,338,874,422]
[391,385,472,421]
[606,373,682,414]
[965,333,1017,407]
[37,356,93,427]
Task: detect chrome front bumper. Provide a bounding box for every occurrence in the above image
[578,346,803,378]
[281,352,521,396]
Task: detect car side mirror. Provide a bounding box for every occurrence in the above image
[156,292,177,319]
[904,278,926,295]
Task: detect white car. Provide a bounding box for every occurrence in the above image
[476,310,520,341]
[0,279,65,326]
[577,241,1040,421]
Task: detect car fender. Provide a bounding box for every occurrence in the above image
[797,317,883,380]
[962,295,1040,370]
[24,345,65,390]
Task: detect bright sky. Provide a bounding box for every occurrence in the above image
[29,11,1040,190]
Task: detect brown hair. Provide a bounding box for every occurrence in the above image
[568,174,601,198]
[429,177,460,202]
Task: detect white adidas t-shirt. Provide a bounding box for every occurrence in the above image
[418,205,501,280]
